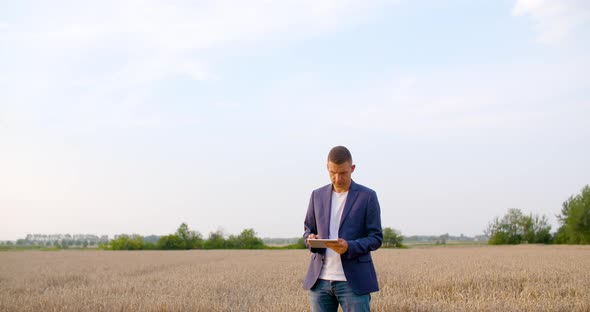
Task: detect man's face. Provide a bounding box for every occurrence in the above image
[327,161,355,192]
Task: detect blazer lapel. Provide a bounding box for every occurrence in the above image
[339,180,359,230]
[319,184,332,238]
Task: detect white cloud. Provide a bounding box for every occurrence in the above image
[0,0,388,135]
[0,1,385,132]
[357,62,588,135]
[512,0,590,43]
[179,60,218,81]
[259,58,589,139]
[0,1,381,89]
[215,101,241,110]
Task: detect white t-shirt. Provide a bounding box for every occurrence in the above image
[319,190,348,281]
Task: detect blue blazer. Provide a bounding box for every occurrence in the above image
[303,180,383,295]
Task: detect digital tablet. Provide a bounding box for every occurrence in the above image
[307,239,338,248]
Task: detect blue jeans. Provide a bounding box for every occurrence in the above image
[309,279,371,312]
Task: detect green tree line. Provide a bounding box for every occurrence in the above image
[105,224,267,250]
[105,223,405,250]
[554,185,590,244]
[486,185,590,245]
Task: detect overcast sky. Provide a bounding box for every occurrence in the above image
[1,0,589,241]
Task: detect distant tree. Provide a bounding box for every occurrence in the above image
[143,235,161,245]
[157,234,185,250]
[523,214,552,244]
[154,223,203,250]
[234,229,264,249]
[273,237,306,249]
[226,234,238,249]
[486,209,524,244]
[83,240,88,248]
[175,223,203,249]
[382,227,404,248]
[555,185,590,244]
[294,237,306,249]
[110,234,144,250]
[438,233,449,245]
[204,230,226,249]
[485,208,551,244]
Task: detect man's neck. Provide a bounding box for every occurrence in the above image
[333,185,350,193]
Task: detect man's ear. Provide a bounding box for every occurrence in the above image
[351,164,356,172]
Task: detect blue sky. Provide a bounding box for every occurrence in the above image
[1,0,589,240]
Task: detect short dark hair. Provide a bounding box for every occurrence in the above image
[327,146,353,164]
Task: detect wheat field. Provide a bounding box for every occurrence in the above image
[1,245,589,311]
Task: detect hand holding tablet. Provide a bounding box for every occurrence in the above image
[307,238,339,248]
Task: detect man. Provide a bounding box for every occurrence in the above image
[303,146,383,312]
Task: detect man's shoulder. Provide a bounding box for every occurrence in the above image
[351,181,377,194]
[350,181,377,196]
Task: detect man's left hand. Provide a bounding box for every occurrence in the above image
[325,238,348,255]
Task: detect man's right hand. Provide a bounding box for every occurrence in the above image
[306,234,318,249]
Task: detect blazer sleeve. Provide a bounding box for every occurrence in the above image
[343,189,382,259]
[303,190,321,253]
